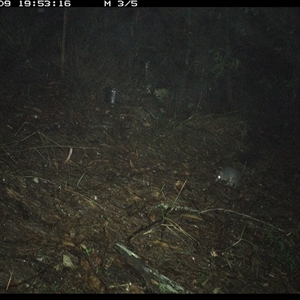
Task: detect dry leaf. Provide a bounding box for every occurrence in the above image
[63,254,76,269]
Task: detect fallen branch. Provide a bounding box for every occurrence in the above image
[114,242,192,294]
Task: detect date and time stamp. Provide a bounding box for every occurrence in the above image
[0,0,138,7]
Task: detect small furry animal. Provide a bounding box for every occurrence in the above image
[216,167,244,186]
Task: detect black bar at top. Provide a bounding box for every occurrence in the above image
[10,0,201,8]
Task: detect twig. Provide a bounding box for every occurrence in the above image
[169,180,187,213]
[152,205,287,233]
[76,171,86,187]
[64,147,73,163]
[15,122,30,136]
[6,270,13,291]
[199,208,287,233]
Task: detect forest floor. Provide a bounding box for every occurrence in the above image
[0,68,299,294]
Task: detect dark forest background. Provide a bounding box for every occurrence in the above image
[0,7,299,134]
